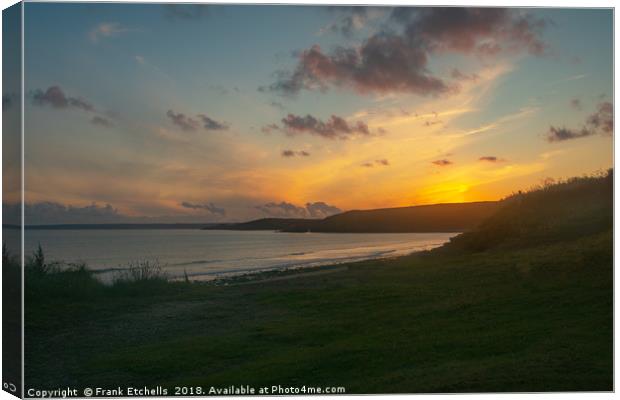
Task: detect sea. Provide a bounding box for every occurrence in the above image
[16,229,457,282]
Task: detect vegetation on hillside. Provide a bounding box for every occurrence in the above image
[444,169,612,252]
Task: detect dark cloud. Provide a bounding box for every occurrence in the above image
[9,201,228,225]
[267,113,372,140]
[91,116,113,128]
[31,86,95,112]
[167,110,228,132]
[432,159,453,166]
[268,8,547,97]
[180,201,226,216]
[363,159,390,167]
[166,110,200,131]
[268,39,451,97]
[586,102,613,134]
[281,149,311,157]
[570,98,582,111]
[198,114,228,131]
[547,101,613,142]
[164,4,209,20]
[479,156,500,162]
[255,201,341,219]
[392,8,547,56]
[18,201,121,225]
[547,127,590,142]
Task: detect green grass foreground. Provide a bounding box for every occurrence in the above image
[22,171,613,393]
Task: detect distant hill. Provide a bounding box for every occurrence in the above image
[205,218,316,231]
[204,201,500,233]
[19,223,215,230]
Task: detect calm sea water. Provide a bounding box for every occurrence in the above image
[20,230,457,281]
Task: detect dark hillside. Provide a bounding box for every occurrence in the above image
[443,170,613,252]
[206,202,500,233]
[294,201,500,233]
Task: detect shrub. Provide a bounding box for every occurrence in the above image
[112,259,168,284]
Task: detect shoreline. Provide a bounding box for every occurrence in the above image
[159,239,451,284]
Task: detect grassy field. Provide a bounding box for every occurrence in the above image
[22,172,613,393]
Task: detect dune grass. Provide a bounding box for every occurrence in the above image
[21,171,613,393]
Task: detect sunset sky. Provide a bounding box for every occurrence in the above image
[6,4,613,223]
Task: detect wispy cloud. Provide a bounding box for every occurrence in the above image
[89,22,134,43]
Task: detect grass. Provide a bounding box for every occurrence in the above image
[21,171,613,393]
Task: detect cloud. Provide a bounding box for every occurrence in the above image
[31,86,95,112]
[281,149,311,157]
[547,101,613,142]
[198,114,228,131]
[451,68,479,81]
[267,40,451,97]
[261,123,280,134]
[479,156,501,162]
[432,159,453,166]
[322,6,373,37]
[9,200,228,225]
[89,22,132,42]
[91,116,113,128]
[167,110,228,132]
[255,201,308,218]
[266,113,373,140]
[305,201,342,218]
[180,201,226,216]
[268,8,547,97]
[375,158,390,166]
[166,110,200,131]
[391,7,547,55]
[17,201,122,225]
[255,201,341,219]
[163,4,209,20]
[362,159,390,167]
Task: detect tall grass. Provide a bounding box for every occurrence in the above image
[112,259,168,284]
[22,246,184,304]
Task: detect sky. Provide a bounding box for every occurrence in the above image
[3,4,613,224]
